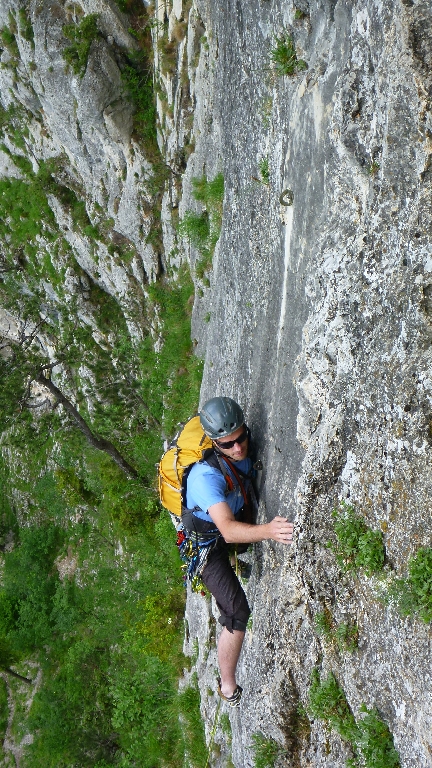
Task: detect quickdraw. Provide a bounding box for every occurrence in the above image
[176,528,217,595]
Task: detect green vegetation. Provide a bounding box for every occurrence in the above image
[0,255,204,765]
[157,33,178,75]
[0,164,56,261]
[0,24,19,60]
[62,14,100,77]
[0,4,206,764]
[0,71,202,766]
[354,706,400,768]
[0,102,30,149]
[308,670,400,768]
[178,173,224,279]
[0,677,8,743]
[177,676,207,766]
[368,161,380,175]
[251,732,285,768]
[219,712,232,737]
[122,58,157,144]
[18,9,34,44]
[308,669,357,743]
[314,610,358,652]
[329,502,386,576]
[0,158,100,270]
[269,32,307,76]
[258,157,270,185]
[388,547,432,623]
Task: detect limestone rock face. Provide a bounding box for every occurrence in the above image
[0,0,159,332]
[176,0,432,766]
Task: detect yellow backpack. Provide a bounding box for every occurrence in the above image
[158,416,213,522]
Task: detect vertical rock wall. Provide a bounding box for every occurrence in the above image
[182,0,432,766]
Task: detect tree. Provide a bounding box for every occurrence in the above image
[0,322,142,482]
[0,637,32,684]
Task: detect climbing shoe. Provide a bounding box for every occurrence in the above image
[217,678,243,707]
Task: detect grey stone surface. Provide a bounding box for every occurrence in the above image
[0,0,159,301]
[174,0,432,766]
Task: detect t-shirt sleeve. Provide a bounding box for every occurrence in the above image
[186,464,227,513]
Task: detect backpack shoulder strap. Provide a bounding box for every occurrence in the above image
[203,450,237,493]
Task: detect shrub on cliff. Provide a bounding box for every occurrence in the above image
[62,14,100,77]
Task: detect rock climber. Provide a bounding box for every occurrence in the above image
[183,396,294,706]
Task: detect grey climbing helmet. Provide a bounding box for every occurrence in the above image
[199,397,244,439]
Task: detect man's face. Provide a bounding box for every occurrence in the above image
[214,424,248,462]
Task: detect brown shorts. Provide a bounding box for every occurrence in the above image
[201,542,251,632]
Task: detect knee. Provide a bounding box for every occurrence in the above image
[218,602,251,633]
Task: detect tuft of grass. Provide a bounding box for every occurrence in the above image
[157,34,178,75]
[251,732,285,768]
[368,160,380,176]
[122,60,157,144]
[18,8,34,44]
[308,669,358,743]
[258,157,270,185]
[178,210,210,249]
[62,14,100,77]
[269,32,307,76]
[334,621,359,653]
[178,173,224,280]
[314,609,333,638]
[388,546,432,623]
[0,25,20,59]
[191,173,224,206]
[329,502,385,576]
[314,610,358,652]
[219,712,231,737]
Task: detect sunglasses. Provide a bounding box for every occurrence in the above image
[214,427,248,450]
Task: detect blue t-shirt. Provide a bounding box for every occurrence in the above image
[186,457,252,522]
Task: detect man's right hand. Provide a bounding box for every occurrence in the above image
[266,516,294,544]
[208,503,294,545]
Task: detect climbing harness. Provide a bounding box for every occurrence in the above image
[176,527,218,594]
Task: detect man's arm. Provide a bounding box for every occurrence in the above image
[208,501,293,545]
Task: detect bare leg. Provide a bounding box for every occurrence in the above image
[218,628,245,697]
